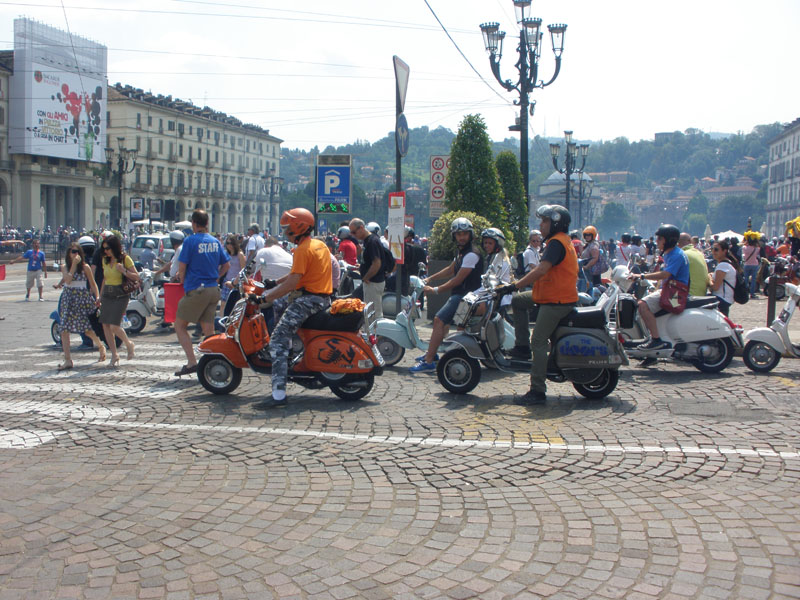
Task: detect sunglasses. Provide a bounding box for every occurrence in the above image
[70,249,80,253]
[102,246,110,250]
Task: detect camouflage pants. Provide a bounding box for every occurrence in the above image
[269,294,330,394]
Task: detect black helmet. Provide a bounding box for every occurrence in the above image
[621,233,631,244]
[536,204,571,236]
[404,226,415,239]
[655,224,680,250]
[631,234,642,245]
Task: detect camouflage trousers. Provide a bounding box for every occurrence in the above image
[269,294,330,394]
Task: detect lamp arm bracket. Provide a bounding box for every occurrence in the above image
[539,57,563,88]
[489,58,518,92]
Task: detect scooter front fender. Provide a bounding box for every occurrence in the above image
[744,327,786,354]
[443,333,486,360]
[197,334,248,368]
[49,310,59,321]
[127,299,149,316]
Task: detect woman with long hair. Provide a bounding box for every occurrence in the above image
[742,233,761,299]
[708,239,740,317]
[53,242,105,370]
[219,235,246,316]
[99,235,138,366]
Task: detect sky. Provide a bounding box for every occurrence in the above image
[1,0,798,151]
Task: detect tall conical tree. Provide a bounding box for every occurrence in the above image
[445,114,508,230]
[495,150,529,251]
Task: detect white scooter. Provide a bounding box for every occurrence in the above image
[608,263,743,373]
[742,282,800,372]
[125,269,161,334]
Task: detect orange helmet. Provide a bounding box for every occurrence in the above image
[280,208,315,237]
[582,225,598,240]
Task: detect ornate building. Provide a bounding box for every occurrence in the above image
[766,117,800,238]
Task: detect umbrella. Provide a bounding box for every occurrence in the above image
[704,224,713,240]
[713,229,744,242]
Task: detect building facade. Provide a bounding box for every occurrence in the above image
[766,117,800,238]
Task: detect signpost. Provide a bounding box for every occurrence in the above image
[393,56,410,316]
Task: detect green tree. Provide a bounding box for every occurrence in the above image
[596,202,632,238]
[428,210,493,260]
[709,195,765,232]
[495,151,527,253]
[684,213,708,236]
[445,115,507,228]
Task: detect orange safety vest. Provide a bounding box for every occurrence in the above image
[532,232,579,305]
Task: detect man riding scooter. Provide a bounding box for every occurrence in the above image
[503,204,579,405]
[257,207,332,408]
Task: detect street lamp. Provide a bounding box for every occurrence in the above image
[550,132,588,218]
[571,172,594,230]
[105,137,137,230]
[480,2,567,202]
[261,167,284,236]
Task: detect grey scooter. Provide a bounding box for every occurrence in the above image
[435,274,628,399]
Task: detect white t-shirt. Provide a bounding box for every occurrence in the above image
[479,253,512,307]
[713,261,737,304]
[246,234,265,255]
[255,245,293,281]
[615,243,631,265]
[380,237,390,250]
[522,246,540,271]
[169,249,181,278]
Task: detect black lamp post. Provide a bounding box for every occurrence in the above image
[571,173,594,230]
[261,167,284,236]
[549,131,588,217]
[105,137,137,230]
[480,1,566,202]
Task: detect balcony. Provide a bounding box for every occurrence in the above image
[237,165,245,173]
[227,191,241,200]
[196,189,207,196]
[188,157,196,165]
[131,183,150,192]
[146,150,157,159]
[221,161,231,171]
[167,153,178,163]
[176,187,190,196]
[211,189,225,198]
[153,184,170,194]
[0,159,13,170]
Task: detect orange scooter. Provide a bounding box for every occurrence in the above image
[196,271,385,399]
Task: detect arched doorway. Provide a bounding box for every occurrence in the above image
[227,202,236,235]
[211,202,221,233]
[242,204,251,234]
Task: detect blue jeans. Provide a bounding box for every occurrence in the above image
[743,264,759,295]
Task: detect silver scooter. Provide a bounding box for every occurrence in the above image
[125,268,161,333]
[435,273,628,399]
[742,282,800,372]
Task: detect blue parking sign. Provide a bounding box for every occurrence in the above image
[316,166,351,215]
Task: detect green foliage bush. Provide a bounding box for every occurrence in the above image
[428,210,494,260]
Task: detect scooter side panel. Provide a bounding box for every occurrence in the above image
[554,327,627,369]
[442,333,485,360]
[661,308,730,344]
[198,335,249,368]
[299,331,374,372]
[375,318,414,349]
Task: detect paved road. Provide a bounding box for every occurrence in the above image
[1,263,799,599]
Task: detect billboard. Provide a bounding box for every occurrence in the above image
[9,19,108,163]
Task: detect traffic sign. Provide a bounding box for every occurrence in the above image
[396,113,409,157]
[429,154,450,218]
[316,164,351,215]
[393,56,410,114]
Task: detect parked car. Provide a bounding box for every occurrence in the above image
[130,234,170,262]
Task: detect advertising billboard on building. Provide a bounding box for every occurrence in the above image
[9,19,108,163]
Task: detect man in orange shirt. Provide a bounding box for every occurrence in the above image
[258,208,332,408]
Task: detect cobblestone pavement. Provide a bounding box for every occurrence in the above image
[1,281,799,599]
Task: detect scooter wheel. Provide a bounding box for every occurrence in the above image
[376,336,405,366]
[125,310,146,334]
[573,369,619,400]
[198,355,242,395]
[743,340,781,373]
[330,374,374,401]
[51,320,62,346]
[694,337,734,373]
[436,349,481,395]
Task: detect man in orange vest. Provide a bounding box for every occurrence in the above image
[504,205,579,405]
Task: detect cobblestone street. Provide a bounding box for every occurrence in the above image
[1,269,799,599]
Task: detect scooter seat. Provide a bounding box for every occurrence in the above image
[302,308,364,332]
[653,295,718,317]
[558,306,606,329]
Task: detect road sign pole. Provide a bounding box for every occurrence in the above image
[393,56,410,317]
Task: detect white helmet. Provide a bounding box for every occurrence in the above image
[366,222,382,236]
[78,235,95,248]
[145,240,156,249]
[481,227,505,249]
[100,230,113,239]
[169,230,185,243]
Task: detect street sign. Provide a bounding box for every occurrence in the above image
[316,162,351,215]
[393,56,410,114]
[388,192,406,263]
[396,113,409,157]
[429,154,450,218]
[318,217,327,232]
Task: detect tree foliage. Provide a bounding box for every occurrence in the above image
[445,115,507,228]
[596,203,632,238]
[428,210,493,261]
[708,195,766,233]
[495,151,528,252]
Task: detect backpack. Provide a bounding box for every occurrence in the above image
[514,252,526,279]
[381,243,396,276]
[590,247,610,275]
[724,268,749,305]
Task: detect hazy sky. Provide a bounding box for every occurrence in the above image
[2,0,798,151]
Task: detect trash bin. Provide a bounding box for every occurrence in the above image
[163,283,184,324]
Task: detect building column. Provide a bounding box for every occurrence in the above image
[46,185,57,229]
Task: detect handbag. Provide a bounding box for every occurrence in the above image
[659,277,689,314]
[120,253,138,295]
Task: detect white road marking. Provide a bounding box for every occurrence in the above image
[1,399,797,460]
[0,428,67,449]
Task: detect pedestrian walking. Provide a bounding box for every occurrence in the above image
[174,209,230,376]
[98,235,138,367]
[53,242,105,370]
[10,238,47,300]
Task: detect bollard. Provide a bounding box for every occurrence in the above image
[766,276,787,326]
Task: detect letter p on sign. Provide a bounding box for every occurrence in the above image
[324,171,340,195]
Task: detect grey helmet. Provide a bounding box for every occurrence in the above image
[450,217,474,242]
[481,227,505,249]
[366,222,382,236]
[536,204,571,235]
[337,226,350,239]
[404,226,415,239]
[145,239,156,249]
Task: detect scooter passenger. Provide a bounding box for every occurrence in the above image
[478,228,512,318]
[627,224,690,351]
[410,217,484,373]
[501,204,578,405]
[257,208,332,408]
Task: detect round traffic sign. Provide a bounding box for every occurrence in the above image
[431,186,444,200]
[432,157,444,170]
[432,172,445,184]
[396,113,410,157]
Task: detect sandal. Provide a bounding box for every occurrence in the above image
[126,341,135,360]
[57,361,73,371]
[174,364,198,377]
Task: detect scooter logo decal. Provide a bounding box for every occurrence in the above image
[558,335,609,357]
[317,338,357,365]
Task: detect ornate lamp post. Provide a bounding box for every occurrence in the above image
[261,166,284,236]
[480,1,566,202]
[105,137,137,230]
[571,173,594,230]
[549,131,588,217]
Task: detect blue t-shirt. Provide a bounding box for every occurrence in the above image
[179,233,230,293]
[23,250,45,271]
[662,246,690,285]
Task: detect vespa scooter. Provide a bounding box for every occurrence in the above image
[742,282,800,372]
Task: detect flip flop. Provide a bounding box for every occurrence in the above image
[174,364,198,376]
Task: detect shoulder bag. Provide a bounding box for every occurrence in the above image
[659,276,689,314]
